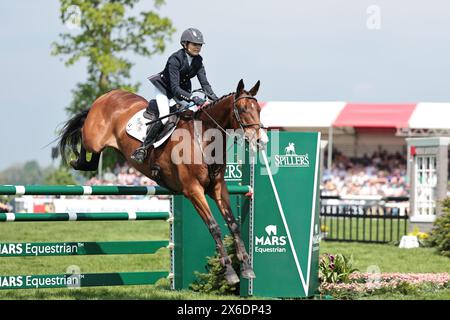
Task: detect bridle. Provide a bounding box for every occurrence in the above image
[192,92,267,160]
[197,93,265,132]
[195,93,267,149]
[233,95,265,130]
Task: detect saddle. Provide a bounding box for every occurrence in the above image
[126,99,181,148]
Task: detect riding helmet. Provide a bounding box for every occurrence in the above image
[180,28,205,46]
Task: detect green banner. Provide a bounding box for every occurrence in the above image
[241,131,321,297]
[0,272,168,290]
[0,241,169,257]
[173,131,321,297]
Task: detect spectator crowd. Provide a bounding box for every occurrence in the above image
[90,149,410,199]
[321,149,408,198]
[81,163,160,199]
[86,163,157,187]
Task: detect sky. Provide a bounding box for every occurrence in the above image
[1,0,450,170]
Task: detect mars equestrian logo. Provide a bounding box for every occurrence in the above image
[254,225,287,253]
[274,142,310,167]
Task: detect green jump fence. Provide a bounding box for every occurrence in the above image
[0,212,170,222]
[0,185,251,196]
[0,185,177,290]
[0,184,251,291]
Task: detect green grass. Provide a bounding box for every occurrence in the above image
[0,221,448,300]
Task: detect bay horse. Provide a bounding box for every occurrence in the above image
[58,79,264,284]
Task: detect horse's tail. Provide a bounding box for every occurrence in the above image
[58,108,90,165]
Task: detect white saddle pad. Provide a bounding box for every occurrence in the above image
[126,110,176,148]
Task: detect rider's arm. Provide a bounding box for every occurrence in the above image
[197,64,218,100]
[167,56,193,102]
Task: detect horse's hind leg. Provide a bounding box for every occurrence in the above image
[71,105,114,171]
[210,181,255,279]
[184,185,240,285]
[70,145,100,171]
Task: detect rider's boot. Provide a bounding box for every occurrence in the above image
[131,119,163,164]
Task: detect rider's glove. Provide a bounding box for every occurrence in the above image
[191,96,206,106]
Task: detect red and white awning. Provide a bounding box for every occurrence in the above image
[260,102,450,129]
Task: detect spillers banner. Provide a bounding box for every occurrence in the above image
[174,131,321,298]
[240,131,321,298]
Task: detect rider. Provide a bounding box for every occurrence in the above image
[131,27,219,164]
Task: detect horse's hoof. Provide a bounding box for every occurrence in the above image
[69,160,79,169]
[241,268,256,280]
[225,273,240,285]
[225,266,240,285]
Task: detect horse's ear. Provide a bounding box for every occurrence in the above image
[249,80,260,96]
[236,79,245,97]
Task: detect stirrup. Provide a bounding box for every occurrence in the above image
[131,148,148,164]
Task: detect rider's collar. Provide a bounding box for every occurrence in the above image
[185,50,193,66]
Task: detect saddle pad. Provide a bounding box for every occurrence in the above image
[126,109,177,148]
[126,110,147,143]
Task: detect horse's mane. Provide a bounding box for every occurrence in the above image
[200,92,235,111]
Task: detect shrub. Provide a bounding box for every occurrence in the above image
[189,235,240,295]
[426,197,450,257]
[319,253,358,284]
[408,226,430,246]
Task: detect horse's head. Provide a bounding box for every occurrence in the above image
[232,79,268,151]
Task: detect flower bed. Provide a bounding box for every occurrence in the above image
[320,272,450,299]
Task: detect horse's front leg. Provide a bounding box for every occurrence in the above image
[183,183,240,285]
[209,181,256,280]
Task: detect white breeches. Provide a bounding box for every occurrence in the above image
[153,87,191,124]
[154,87,171,125]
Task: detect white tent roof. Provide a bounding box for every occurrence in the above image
[408,103,450,129]
[261,101,346,128]
[260,101,450,130]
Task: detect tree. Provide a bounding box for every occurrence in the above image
[52,0,175,169]
[43,167,76,185]
[52,0,175,113]
[0,161,44,185]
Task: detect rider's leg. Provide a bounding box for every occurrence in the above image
[130,88,168,164]
[130,112,163,164]
[156,92,170,125]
